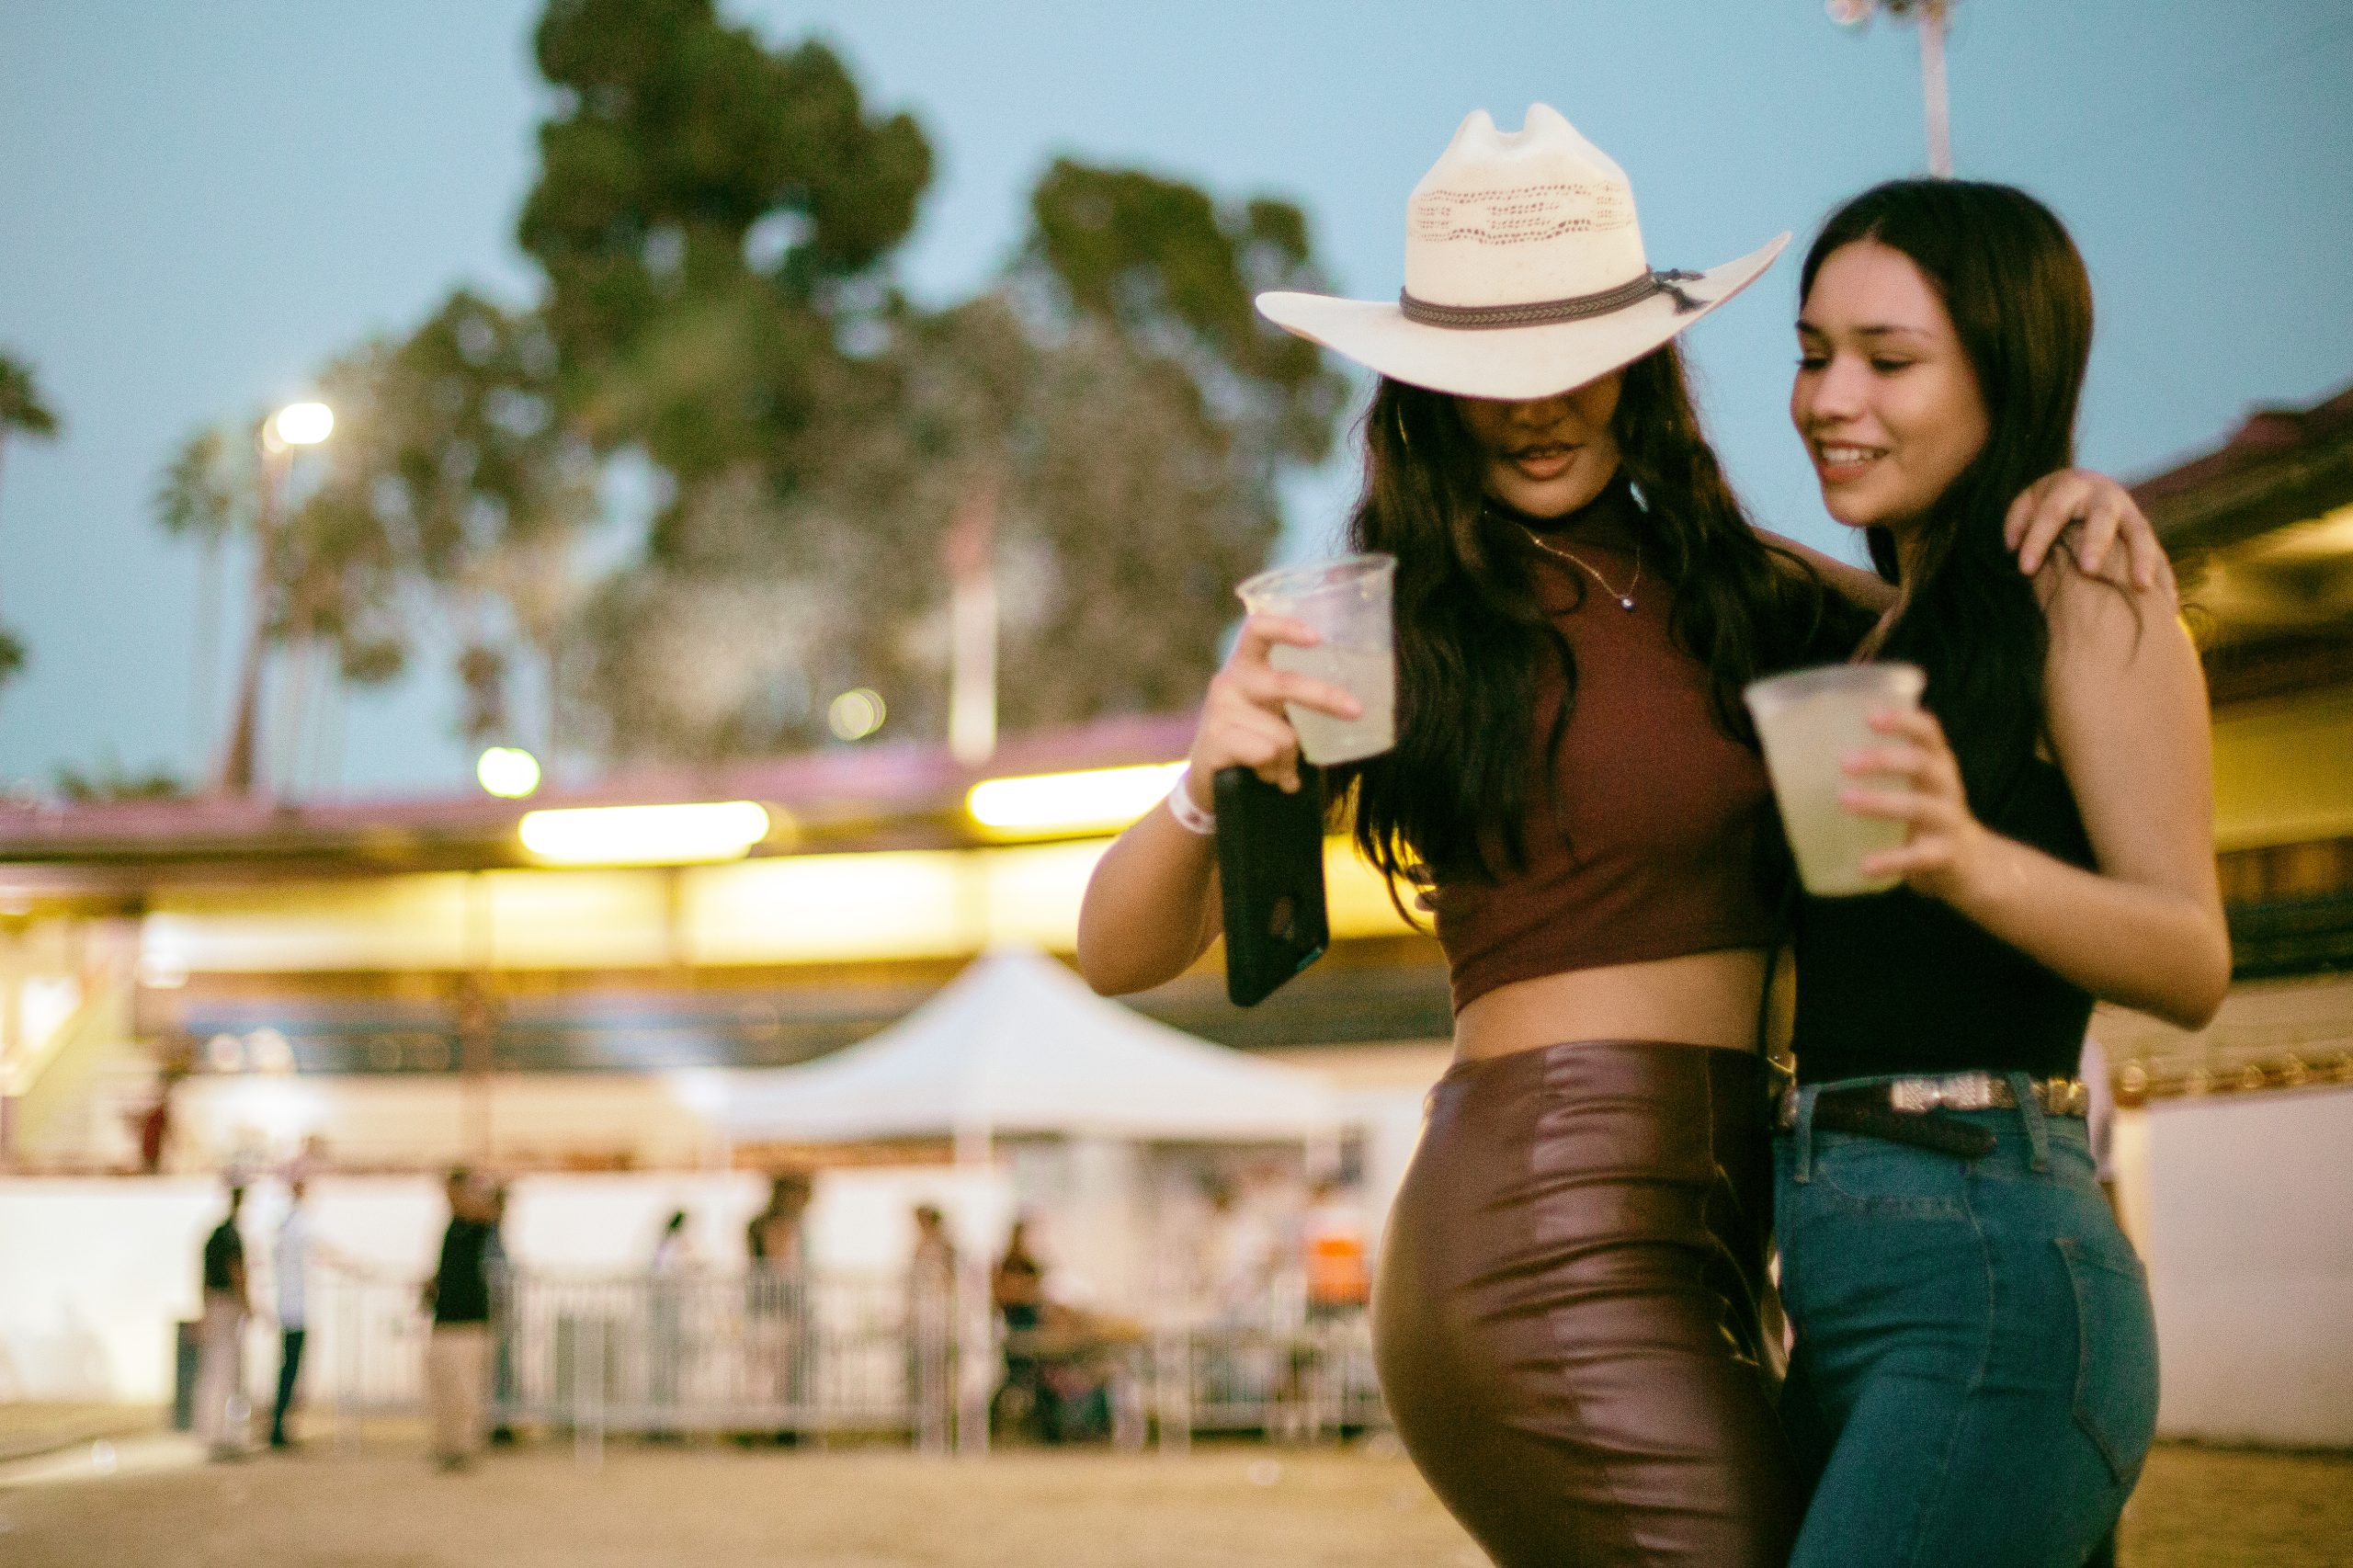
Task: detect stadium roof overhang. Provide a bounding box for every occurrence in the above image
[0,712,1197,898]
[2137,381,2353,702]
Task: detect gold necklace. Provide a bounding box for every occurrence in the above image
[1523,528,1642,611]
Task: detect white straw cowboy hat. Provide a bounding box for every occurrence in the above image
[1257,105,1788,402]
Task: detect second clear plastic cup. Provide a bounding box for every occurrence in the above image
[1236,552,1398,766]
[1744,661,1927,898]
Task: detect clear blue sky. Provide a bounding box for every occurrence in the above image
[2,1,2347,797]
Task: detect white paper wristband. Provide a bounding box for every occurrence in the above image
[1166,767,1217,835]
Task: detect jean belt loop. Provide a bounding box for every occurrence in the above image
[1791,1084,1820,1185]
[2007,1069,2051,1173]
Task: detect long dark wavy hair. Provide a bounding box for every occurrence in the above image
[1330,342,1862,894]
[1800,179,2098,811]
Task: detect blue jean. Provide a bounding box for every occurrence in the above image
[1775,1074,2158,1568]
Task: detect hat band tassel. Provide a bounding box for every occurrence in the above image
[1399,267,1705,330]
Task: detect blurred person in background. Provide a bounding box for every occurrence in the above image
[991,1215,1045,1335]
[268,1179,313,1449]
[1281,1175,1371,1437]
[746,1175,812,1441]
[647,1208,695,1429]
[268,1175,366,1450]
[1188,1176,1259,1412]
[990,1216,1050,1438]
[1200,1176,1280,1325]
[1301,1175,1370,1324]
[746,1175,811,1273]
[282,1132,330,1185]
[132,1061,185,1176]
[421,1168,493,1471]
[194,1183,251,1460]
[906,1203,959,1450]
[483,1181,517,1446]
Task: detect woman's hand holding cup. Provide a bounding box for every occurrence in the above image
[1839,706,1993,903]
[1187,613,1366,805]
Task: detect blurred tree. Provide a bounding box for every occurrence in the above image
[518,0,927,483]
[512,2,1346,761]
[294,293,598,752]
[0,349,63,687]
[994,162,1347,729]
[176,1,1345,775]
[153,426,245,769]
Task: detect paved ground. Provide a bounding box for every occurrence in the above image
[0,1431,2345,1566]
[0,1401,157,1463]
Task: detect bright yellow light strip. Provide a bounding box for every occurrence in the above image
[966,762,1186,837]
[518,801,773,866]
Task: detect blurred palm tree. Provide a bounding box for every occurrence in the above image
[155,426,244,771]
[0,350,63,686]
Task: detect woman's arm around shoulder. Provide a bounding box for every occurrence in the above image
[1758,466,2176,618]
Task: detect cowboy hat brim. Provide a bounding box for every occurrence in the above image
[1256,233,1789,403]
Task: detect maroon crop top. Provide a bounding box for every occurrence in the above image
[1430,483,1784,1013]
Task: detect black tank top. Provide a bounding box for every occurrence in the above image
[1791,753,2097,1085]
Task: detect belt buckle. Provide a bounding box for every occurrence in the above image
[1944,1073,1999,1112]
[1889,1078,1942,1114]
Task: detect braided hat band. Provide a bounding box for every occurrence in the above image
[1398,269,1706,331]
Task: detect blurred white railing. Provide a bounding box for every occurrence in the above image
[315,1268,1385,1454]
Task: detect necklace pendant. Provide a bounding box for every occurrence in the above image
[1619,596,1636,611]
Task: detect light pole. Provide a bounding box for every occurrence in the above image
[1829,0,1956,178]
[213,402,332,797]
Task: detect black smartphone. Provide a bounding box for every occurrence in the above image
[1213,764,1330,1006]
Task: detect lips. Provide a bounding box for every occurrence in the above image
[1811,439,1887,486]
[1506,443,1577,481]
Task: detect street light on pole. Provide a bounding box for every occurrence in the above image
[266,401,334,450]
[213,400,333,797]
[1829,0,1956,178]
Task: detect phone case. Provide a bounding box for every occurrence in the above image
[1213,764,1330,1007]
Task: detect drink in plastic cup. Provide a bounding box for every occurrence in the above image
[1744,662,1927,897]
[1236,553,1398,766]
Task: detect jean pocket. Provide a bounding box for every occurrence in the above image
[1807,1133,1971,1217]
[2056,1234,2159,1486]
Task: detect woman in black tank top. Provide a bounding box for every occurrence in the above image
[1775,181,2230,1568]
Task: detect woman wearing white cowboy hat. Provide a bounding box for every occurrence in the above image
[1078,106,2163,1568]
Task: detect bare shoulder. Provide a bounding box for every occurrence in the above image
[2037,555,2187,672]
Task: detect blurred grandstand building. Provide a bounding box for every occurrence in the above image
[2102,380,2353,1100]
[0,713,1449,1174]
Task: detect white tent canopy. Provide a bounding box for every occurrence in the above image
[699,946,1339,1146]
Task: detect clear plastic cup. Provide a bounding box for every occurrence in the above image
[1236,553,1398,765]
[1743,662,1927,898]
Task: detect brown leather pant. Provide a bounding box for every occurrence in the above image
[1376,1040,1800,1568]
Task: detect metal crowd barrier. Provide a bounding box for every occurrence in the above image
[1149,1315,1386,1449]
[315,1267,1385,1455]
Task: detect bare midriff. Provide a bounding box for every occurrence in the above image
[1450,948,1771,1064]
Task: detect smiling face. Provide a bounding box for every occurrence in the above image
[1791,240,1990,539]
[1455,372,1624,518]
